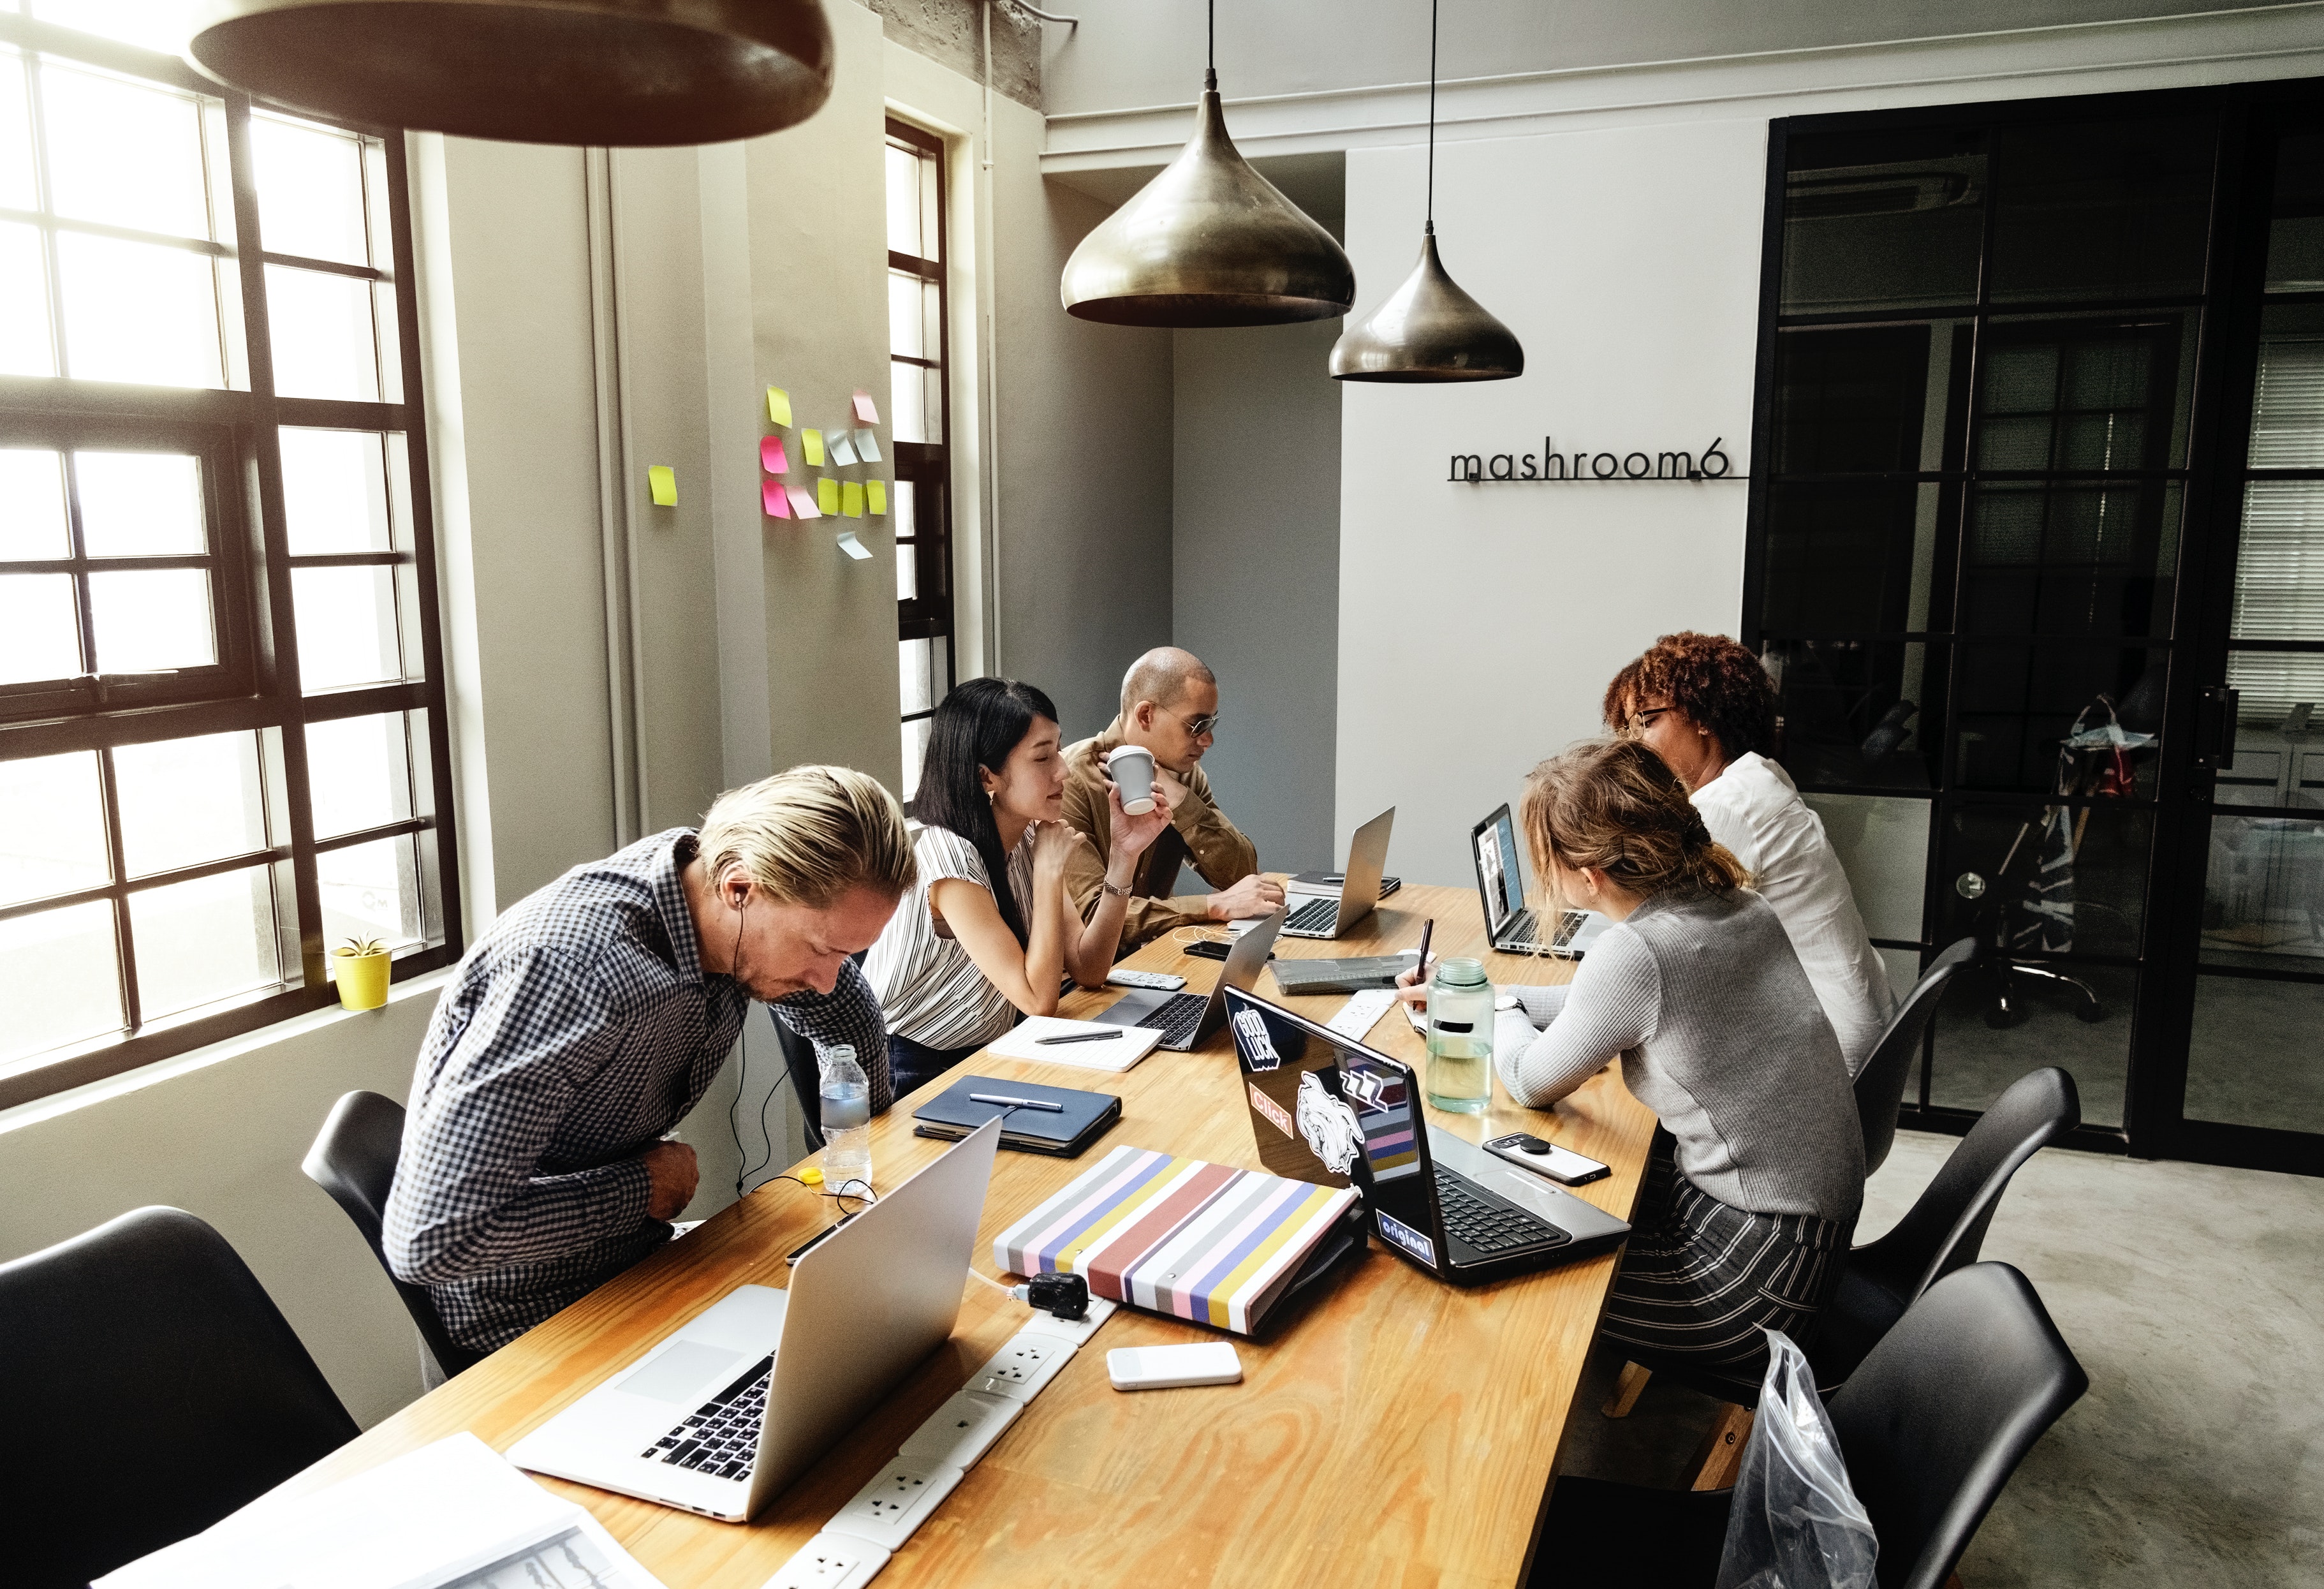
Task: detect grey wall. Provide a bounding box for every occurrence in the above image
[1171,320,1342,873]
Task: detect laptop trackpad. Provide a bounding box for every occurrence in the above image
[617,1340,740,1404]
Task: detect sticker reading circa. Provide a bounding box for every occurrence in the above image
[1376,1210,1436,1267]
[1249,1081,1294,1139]
[1232,1008,1281,1070]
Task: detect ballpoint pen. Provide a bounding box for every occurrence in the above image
[1034,1030,1124,1046]
[970,1092,1067,1112]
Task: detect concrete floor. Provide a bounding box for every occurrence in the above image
[1554,1130,2324,1587]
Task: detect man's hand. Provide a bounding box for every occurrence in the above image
[1154,766,1193,813]
[1207,873,1286,921]
[643,1139,700,1222]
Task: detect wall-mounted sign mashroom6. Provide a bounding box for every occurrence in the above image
[1448,437,1743,483]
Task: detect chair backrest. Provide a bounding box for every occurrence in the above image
[0,1206,360,1589]
[302,1090,482,1379]
[1828,1262,2088,1589]
[1856,1066,2080,1305]
[1855,936,1980,1176]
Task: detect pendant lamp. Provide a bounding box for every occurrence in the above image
[1060,2,1353,327]
[1329,0,1522,381]
[186,0,833,146]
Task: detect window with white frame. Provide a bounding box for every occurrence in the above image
[885,117,953,802]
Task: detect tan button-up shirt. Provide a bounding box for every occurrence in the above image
[1061,718,1259,950]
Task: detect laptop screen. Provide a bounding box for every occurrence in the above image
[1473,806,1527,931]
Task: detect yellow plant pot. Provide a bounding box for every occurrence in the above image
[334,949,392,1011]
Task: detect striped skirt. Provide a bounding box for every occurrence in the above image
[1598,1135,1854,1401]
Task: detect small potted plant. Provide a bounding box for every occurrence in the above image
[334,936,392,1012]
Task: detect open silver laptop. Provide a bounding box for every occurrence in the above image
[507,1117,1003,1523]
[1281,808,1395,940]
[1471,803,1608,959]
[1094,907,1285,1049]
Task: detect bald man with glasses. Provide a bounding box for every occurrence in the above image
[1061,646,1282,951]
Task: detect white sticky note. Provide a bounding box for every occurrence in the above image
[836,529,872,560]
[853,427,881,463]
[829,429,859,467]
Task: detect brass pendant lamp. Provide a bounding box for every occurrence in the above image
[186,0,834,146]
[1329,0,1522,381]
[1059,1,1353,327]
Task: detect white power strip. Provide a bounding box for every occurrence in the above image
[1327,987,1399,1040]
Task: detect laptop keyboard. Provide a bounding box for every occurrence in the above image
[1434,1168,1567,1256]
[1135,991,1207,1046]
[640,1354,772,1479]
[1284,898,1340,934]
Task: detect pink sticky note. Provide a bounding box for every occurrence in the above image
[788,485,821,519]
[763,480,791,517]
[760,436,788,474]
[852,390,879,425]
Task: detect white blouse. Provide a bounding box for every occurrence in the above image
[863,825,1036,1052]
[1691,753,1897,1077]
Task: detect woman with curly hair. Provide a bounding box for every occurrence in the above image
[1604,631,1895,1075]
[1401,739,1863,1393]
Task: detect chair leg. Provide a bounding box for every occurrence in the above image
[1688,1404,1754,1491]
[1602,1360,1652,1418]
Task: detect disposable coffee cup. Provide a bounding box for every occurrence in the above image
[1107,745,1158,815]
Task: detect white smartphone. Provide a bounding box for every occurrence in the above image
[1483,1132,1612,1186]
[1107,1342,1243,1391]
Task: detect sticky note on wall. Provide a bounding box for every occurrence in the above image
[647,466,676,506]
[802,429,825,466]
[853,429,881,464]
[763,480,791,517]
[760,435,788,473]
[841,480,865,517]
[767,387,791,427]
[837,529,872,560]
[853,391,879,425]
[867,480,888,515]
[828,430,858,468]
[788,484,820,519]
[816,477,840,515]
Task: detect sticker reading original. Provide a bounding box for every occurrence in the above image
[1376,1210,1436,1268]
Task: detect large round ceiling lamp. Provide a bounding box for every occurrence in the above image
[186,0,834,146]
[1059,2,1353,327]
[1329,0,1522,381]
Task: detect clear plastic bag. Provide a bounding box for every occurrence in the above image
[1714,1329,1879,1589]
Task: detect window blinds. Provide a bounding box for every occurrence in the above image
[2229,337,2324,723]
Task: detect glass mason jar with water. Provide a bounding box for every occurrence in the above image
[1425,957,1494,1113]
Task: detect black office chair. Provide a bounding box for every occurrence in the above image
[0,1206,362,1589]
[1855,936,1980,1178]
[1538,1262,2089,1589]
[303,1090,485,1385]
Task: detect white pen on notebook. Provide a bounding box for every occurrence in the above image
[969,1093,1066,1112]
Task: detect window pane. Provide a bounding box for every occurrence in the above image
[0,899,122,1065]
[2185,972,2324,1135]
[0,448,70,559]
[113,731,265,876]
[1959,482,2180,641]
[76,450,203,556]
[1978,311,2193,472]
[57,230,223,388]
[2249,320,2324,468]
[888,270,924,358]
[1767,639,1940,792]
[901,715,930,804]
[0,572,82,682]
[28,0,198,54]
[0,48,34,211]
[892,479,916,538]
[280,427,392,554]
[1930,960,2131,1128]
[1800,794,1930,942]
[265,263,379,401]
[1988,117,2215,305]
[1952,643,2166,793]
[319,832,419,954]
[0,219,56,377]
[39,63,209,241]
[0,749,108,906]
[1771,324,1941,475]
[2265,130,2324,295]
[2200,812,2324,963]
[1782,128,1986,316]
[253,114,369,267]
[292,565,401,690]
[900,637,934,714]
[885,143,921,258]
[129,865,279,1018]
[895,538,917,600]
[1937,801,2150,961]
[1759,482,1943,637]
[305,711,410,838]
[892,359,926,445]
[89,567,214,671]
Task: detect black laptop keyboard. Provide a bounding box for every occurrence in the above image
[640,1354,772,1478]
[1284,898,1339,934]
[1435,1168,1568,1256]
[1135,991,1207,1046]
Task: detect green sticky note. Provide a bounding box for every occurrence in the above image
[841,480,865,517]
[817,477,839,515]
[647,465,676,506]
[866,479,887,515]
[802,428,825,467]
[766,387,791,427]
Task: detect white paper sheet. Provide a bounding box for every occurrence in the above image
[985,1016,1163,1071]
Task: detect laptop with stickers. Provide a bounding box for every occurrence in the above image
[1223,986,1629,1285]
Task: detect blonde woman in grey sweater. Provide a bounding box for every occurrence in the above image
[1403,739,1864,1394]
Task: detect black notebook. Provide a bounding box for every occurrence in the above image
[911,1074,1122,1157]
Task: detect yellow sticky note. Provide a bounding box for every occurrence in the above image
[842,480,865,518]
[866,479,888,515]
[802,428,825,467]
[817,477,839,515]
[647,465,676,506]
[766,387,791,427]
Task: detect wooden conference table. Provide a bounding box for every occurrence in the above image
[283,883,1657,1588]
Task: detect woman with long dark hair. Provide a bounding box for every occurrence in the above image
[864,676,1174,1095]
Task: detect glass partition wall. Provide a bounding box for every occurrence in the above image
[1749,81,2324,1174]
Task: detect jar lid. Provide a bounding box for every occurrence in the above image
[1432,956,1489,986]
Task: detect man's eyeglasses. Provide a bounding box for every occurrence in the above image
[1179,711,1221,737]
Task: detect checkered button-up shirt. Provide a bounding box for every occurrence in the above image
[384,829,890,1352]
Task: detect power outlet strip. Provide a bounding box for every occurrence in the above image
[964,1332,1075,1403]
[827,1456,966,1553]
[760,1532,890,1589]
[898,1387,1021,1468]
[1016,1292,1117,1346]
[1328,986,1399,1040]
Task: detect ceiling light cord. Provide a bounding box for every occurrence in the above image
[1208,0,1215,82]
[1425,0,1438,232]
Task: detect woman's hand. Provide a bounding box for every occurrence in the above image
[1031,818,1084,878]
[1394,956,1436,1009]
[1105,778,1177,859]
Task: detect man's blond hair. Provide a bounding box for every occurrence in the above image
[697,765,916,906]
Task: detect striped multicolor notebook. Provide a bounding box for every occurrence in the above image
[994,1146,1361,1336]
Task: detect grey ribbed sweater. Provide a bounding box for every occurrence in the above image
[1494,887,1864,1224]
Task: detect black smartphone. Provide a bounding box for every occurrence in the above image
[1187,938,1270,963]
[1484,1132,1612,1186]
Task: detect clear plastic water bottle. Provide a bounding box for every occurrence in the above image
[818,1046,872,1191]
[1425,958,1495,1114]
